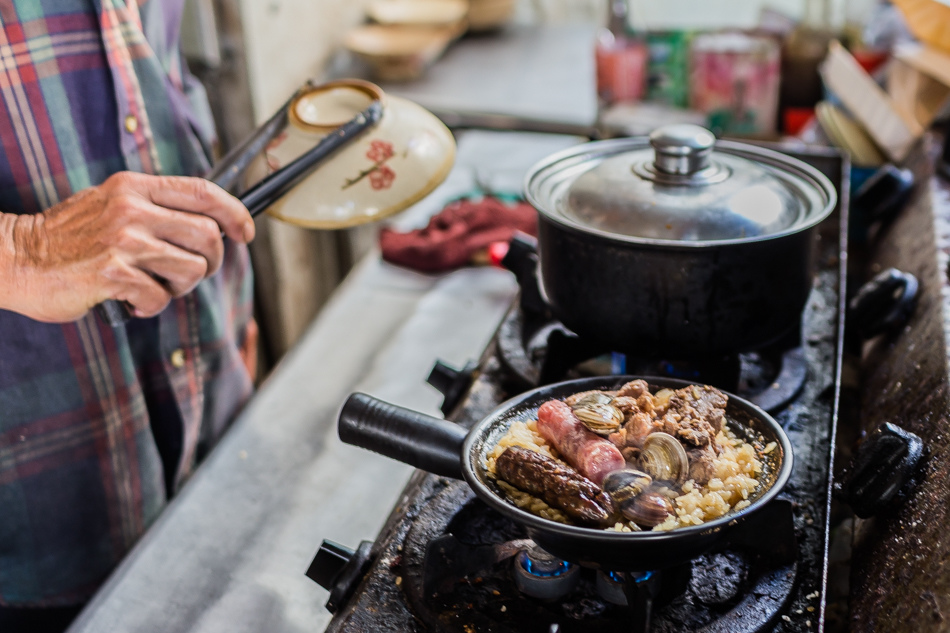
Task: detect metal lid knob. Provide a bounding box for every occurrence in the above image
[650,124,716,175]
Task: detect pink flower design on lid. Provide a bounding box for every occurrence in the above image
[369,165,396,190]
[366,139,395,163]
[343,138,399,191]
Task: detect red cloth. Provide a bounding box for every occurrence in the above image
[380,196,538,272]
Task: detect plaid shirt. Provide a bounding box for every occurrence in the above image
[0,0,254,607]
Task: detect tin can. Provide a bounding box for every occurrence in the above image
[689,32,781,137]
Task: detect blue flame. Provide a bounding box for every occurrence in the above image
[522,558,573,578]
[608,570,654,583]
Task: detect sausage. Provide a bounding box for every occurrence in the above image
[495,446,618,528]
[536,399,626,485]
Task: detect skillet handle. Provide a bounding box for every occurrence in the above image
[338,393,467,480]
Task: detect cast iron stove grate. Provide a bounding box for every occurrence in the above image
[395,483,797,633]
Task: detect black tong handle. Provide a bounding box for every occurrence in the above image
[95,99,383,327]
[241,100,382,218]
[204,89,297,193]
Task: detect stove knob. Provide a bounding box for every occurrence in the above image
[844,422,924,519]
[847,268,919,341]
[853,164,915,225]
[427,359,477,416]
[306,540,374,614]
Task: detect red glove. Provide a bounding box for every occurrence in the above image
[380,197,537,273]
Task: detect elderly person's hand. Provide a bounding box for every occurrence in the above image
[0,171,255,322]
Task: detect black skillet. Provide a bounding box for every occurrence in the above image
[339,375,792,571]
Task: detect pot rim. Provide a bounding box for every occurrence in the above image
[524,137,838,248]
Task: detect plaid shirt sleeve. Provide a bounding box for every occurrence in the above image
[0,0,254,607]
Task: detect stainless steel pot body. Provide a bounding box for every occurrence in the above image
[537,215,817,357]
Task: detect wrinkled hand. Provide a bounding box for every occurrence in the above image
[0,172,255,322]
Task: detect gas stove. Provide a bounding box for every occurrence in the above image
[308,147,851,632]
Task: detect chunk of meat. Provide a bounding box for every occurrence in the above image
[612,394,655,417]
[659,385,728,448]
[495,447,618,528]
[686,444,718,485]
[607,394,662,456]
[616,379,650,399]
[610,411,661,453]
[536,400,625,485]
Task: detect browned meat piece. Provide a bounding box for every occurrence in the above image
[663,420,710,448]
[686,444,718,485]
[495,446,619,528]
[612,394,655,416]
[659,385,728,448]
[611,396,639,413]
[616,379,649,399]
[613,411,660,450]
[609,393,662,454]
[620,445,641,463]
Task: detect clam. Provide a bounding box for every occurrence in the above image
[621,492,674,527]
[602,469,653,506]
[571,394,623,436]
[571,391,614,407]
[638,432,689,484]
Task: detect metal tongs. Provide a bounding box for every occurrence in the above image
[95,83,383,327]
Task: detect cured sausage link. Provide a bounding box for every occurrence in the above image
[537,399,626,485]
[495,446,618,528]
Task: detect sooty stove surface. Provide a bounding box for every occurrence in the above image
[315,150,847,633]
[396,474,798,633]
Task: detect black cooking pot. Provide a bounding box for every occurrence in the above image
[523,125,837,357]
[338,376,792,570]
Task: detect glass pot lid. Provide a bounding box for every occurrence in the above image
[524,124,837,244]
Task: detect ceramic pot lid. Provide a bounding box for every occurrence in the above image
[525,124,837,244]
[264,79,456,229]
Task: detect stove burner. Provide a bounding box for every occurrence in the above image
[513,545,581,600]
[596,571,633,606]
[396,482,799,633]
[496,304,807,413]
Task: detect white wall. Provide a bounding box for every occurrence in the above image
[238,0,371,121]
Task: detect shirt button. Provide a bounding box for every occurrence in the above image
[170,348,186,368]
[124,114,139,133]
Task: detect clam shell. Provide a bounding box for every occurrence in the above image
[572,401,624,436]
[638,432,689,484]
[573,392,614,407]
[621,492,674,527]
[602,469,653,506]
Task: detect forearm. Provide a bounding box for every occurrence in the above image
[0,211,42,316]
